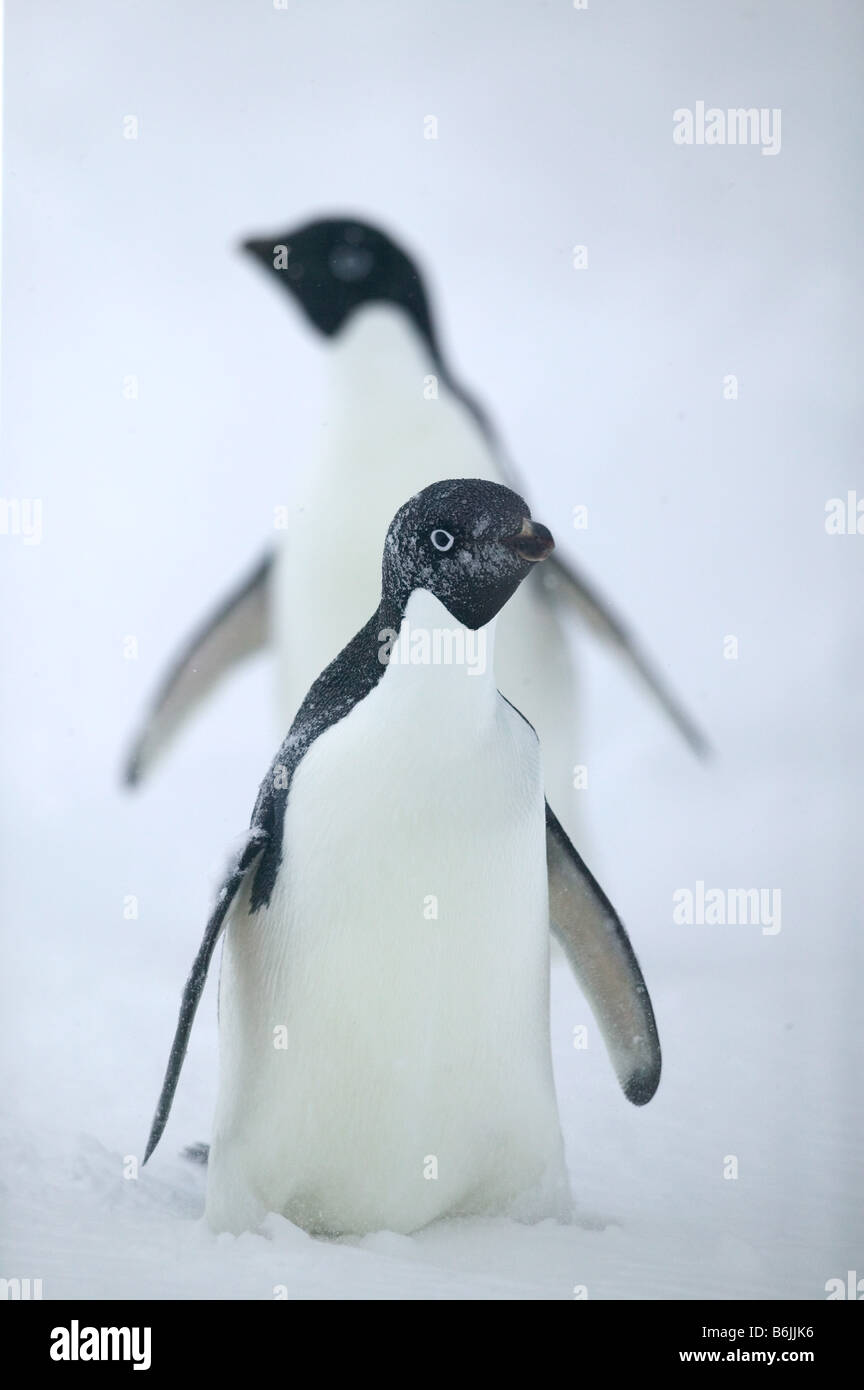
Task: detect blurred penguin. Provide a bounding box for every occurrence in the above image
[123,216,708,833]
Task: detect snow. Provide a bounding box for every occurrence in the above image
[1,923,858,1299]
[1,0,861,1299]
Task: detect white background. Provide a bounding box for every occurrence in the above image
[1,0,862,1298]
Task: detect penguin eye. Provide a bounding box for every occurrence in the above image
[328,244,375,282]
[430,529,455,552]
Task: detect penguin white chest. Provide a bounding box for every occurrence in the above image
[270,305,580,835]
[207,594,568,1235]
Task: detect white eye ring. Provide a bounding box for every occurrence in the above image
[430,529,455,552]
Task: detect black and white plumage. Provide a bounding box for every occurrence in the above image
[123,216,708,811]
[144,480,660,1237]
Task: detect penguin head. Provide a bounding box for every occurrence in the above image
[382,479,554,630]
[241,216,437,351]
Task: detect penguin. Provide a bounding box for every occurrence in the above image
[123,216,708,839]
[143,479,661,1237]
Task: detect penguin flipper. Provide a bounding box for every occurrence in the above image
[123,551,274,787]
[143,829,267,1163]
[545,802,661,1105]
[542,552,710,760]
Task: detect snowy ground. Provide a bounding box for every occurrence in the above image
[1,1,862,1299]
[1,891,860,1300]
[1,653,860,1299]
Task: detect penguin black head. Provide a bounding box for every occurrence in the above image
[382,479,554,631]
[241,216,437,352]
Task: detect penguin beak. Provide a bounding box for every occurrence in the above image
[240,236,273,262]
[508,518,555,563]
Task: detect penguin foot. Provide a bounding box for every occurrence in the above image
[181,1142,210,1166]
